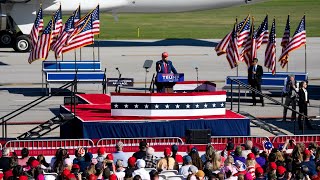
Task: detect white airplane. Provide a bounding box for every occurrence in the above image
[0,0,265,52]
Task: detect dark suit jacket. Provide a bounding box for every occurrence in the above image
[298,88,309,105]
[156,60,177,74]
[248,65,263,84]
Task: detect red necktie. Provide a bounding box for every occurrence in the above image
[164,63,168,73]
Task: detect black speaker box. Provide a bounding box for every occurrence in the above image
[185,129,211,144]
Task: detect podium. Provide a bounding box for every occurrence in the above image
[156,73,184,92]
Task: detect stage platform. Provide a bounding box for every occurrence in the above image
[60,94,250,139]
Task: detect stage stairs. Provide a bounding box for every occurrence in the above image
[239,111,288,136]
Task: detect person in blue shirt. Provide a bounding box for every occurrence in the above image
[155,52,178,93]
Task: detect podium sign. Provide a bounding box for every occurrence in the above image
[157,73,184,83]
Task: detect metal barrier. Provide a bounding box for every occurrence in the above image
[96,137,184,147]
[4,139,95,150]
[211,136,270,149]
[272,135,320,145]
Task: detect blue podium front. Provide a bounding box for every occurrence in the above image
[156,73,184,92]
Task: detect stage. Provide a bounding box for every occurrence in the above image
[60,93,250,139]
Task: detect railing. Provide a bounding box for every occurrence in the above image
[228,77,310,134]
[96,137,184,147]
[210,136,270,149]
[0,79,77,140]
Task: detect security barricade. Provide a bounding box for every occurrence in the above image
[4,139,95,156]
[210,136,270,150]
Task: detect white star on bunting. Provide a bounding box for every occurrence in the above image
[144,104,149,109]
[114,104,119,108]
[196,104,200,108]
[134,104,139,108]
[124,104,129,108]
[165,104,170,109]
[175,104,180,109]
[221,103,224,107]
[186,104,190,109]
[212,103,216,108]
[204,103,208,108]
[155,104,159,109]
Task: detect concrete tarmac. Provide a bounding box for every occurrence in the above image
[0,38,319,138]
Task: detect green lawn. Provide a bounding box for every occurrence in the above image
[47,0,320,39]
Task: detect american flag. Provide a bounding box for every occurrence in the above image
[91,5,100,35]
[226,23,239,69]
[62,14,94,53]
[214,32,231,56]
[280,15,290,67]
[51,15,75,58]
[28,19,53,64]
[76,5,99,34]
[240,22,255,67]
[214,15,249,56]
[279,15,306,68]
[51,5,63,44]
[265,18,276,74]
[237,15,251,48]
[255,15,269,49]
[30,7,43,48]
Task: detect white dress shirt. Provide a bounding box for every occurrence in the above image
[303,88,308,102]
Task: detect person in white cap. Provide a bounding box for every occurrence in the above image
[132,159,150,180]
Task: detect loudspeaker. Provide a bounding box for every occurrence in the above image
[185,129,211,144]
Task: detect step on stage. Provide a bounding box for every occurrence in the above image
[60,92,250,139]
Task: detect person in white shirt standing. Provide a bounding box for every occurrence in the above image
[298,81,313,130]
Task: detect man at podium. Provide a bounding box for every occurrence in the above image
[155,52,178,93]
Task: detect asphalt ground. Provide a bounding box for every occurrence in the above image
[0,38,319,138]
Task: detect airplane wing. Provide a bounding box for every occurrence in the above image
[10,3,36,34]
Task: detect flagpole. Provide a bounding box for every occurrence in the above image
[235,18,238,77]
[304,13,307,73]
[305,44,307,73]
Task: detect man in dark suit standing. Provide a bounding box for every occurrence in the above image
[155,52,178,93]
[298,81,312,130]
[248,58,264,106]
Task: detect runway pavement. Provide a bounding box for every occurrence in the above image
[0,38,319,138]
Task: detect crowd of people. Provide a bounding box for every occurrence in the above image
[0,139,319,180]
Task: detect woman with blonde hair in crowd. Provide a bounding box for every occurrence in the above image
[246,153,258,179]
[212,152,222,172]
[224,155,237,175]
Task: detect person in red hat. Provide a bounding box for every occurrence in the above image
[125,157,137,178]
[96,147,107,163]
[276,166,287,180]
[155,52,178,93]
[157,147,176,171]
[255,167,265,180]
[301,149,318,179]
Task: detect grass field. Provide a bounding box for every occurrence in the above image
[49,0,320,39]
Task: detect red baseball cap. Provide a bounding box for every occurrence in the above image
[277,166,286,175]
[72,164,80,169]
[164,147,172,156]
[19,176,28,180]
[256,167,264,175]
[162,52,169,58]
[98,147,106,155]
[88,174,97,180]
[247,153,255,160]
[107,153,114,160]
[175,154,183,163]
[269,162,277,170]
[304,149,311,156]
